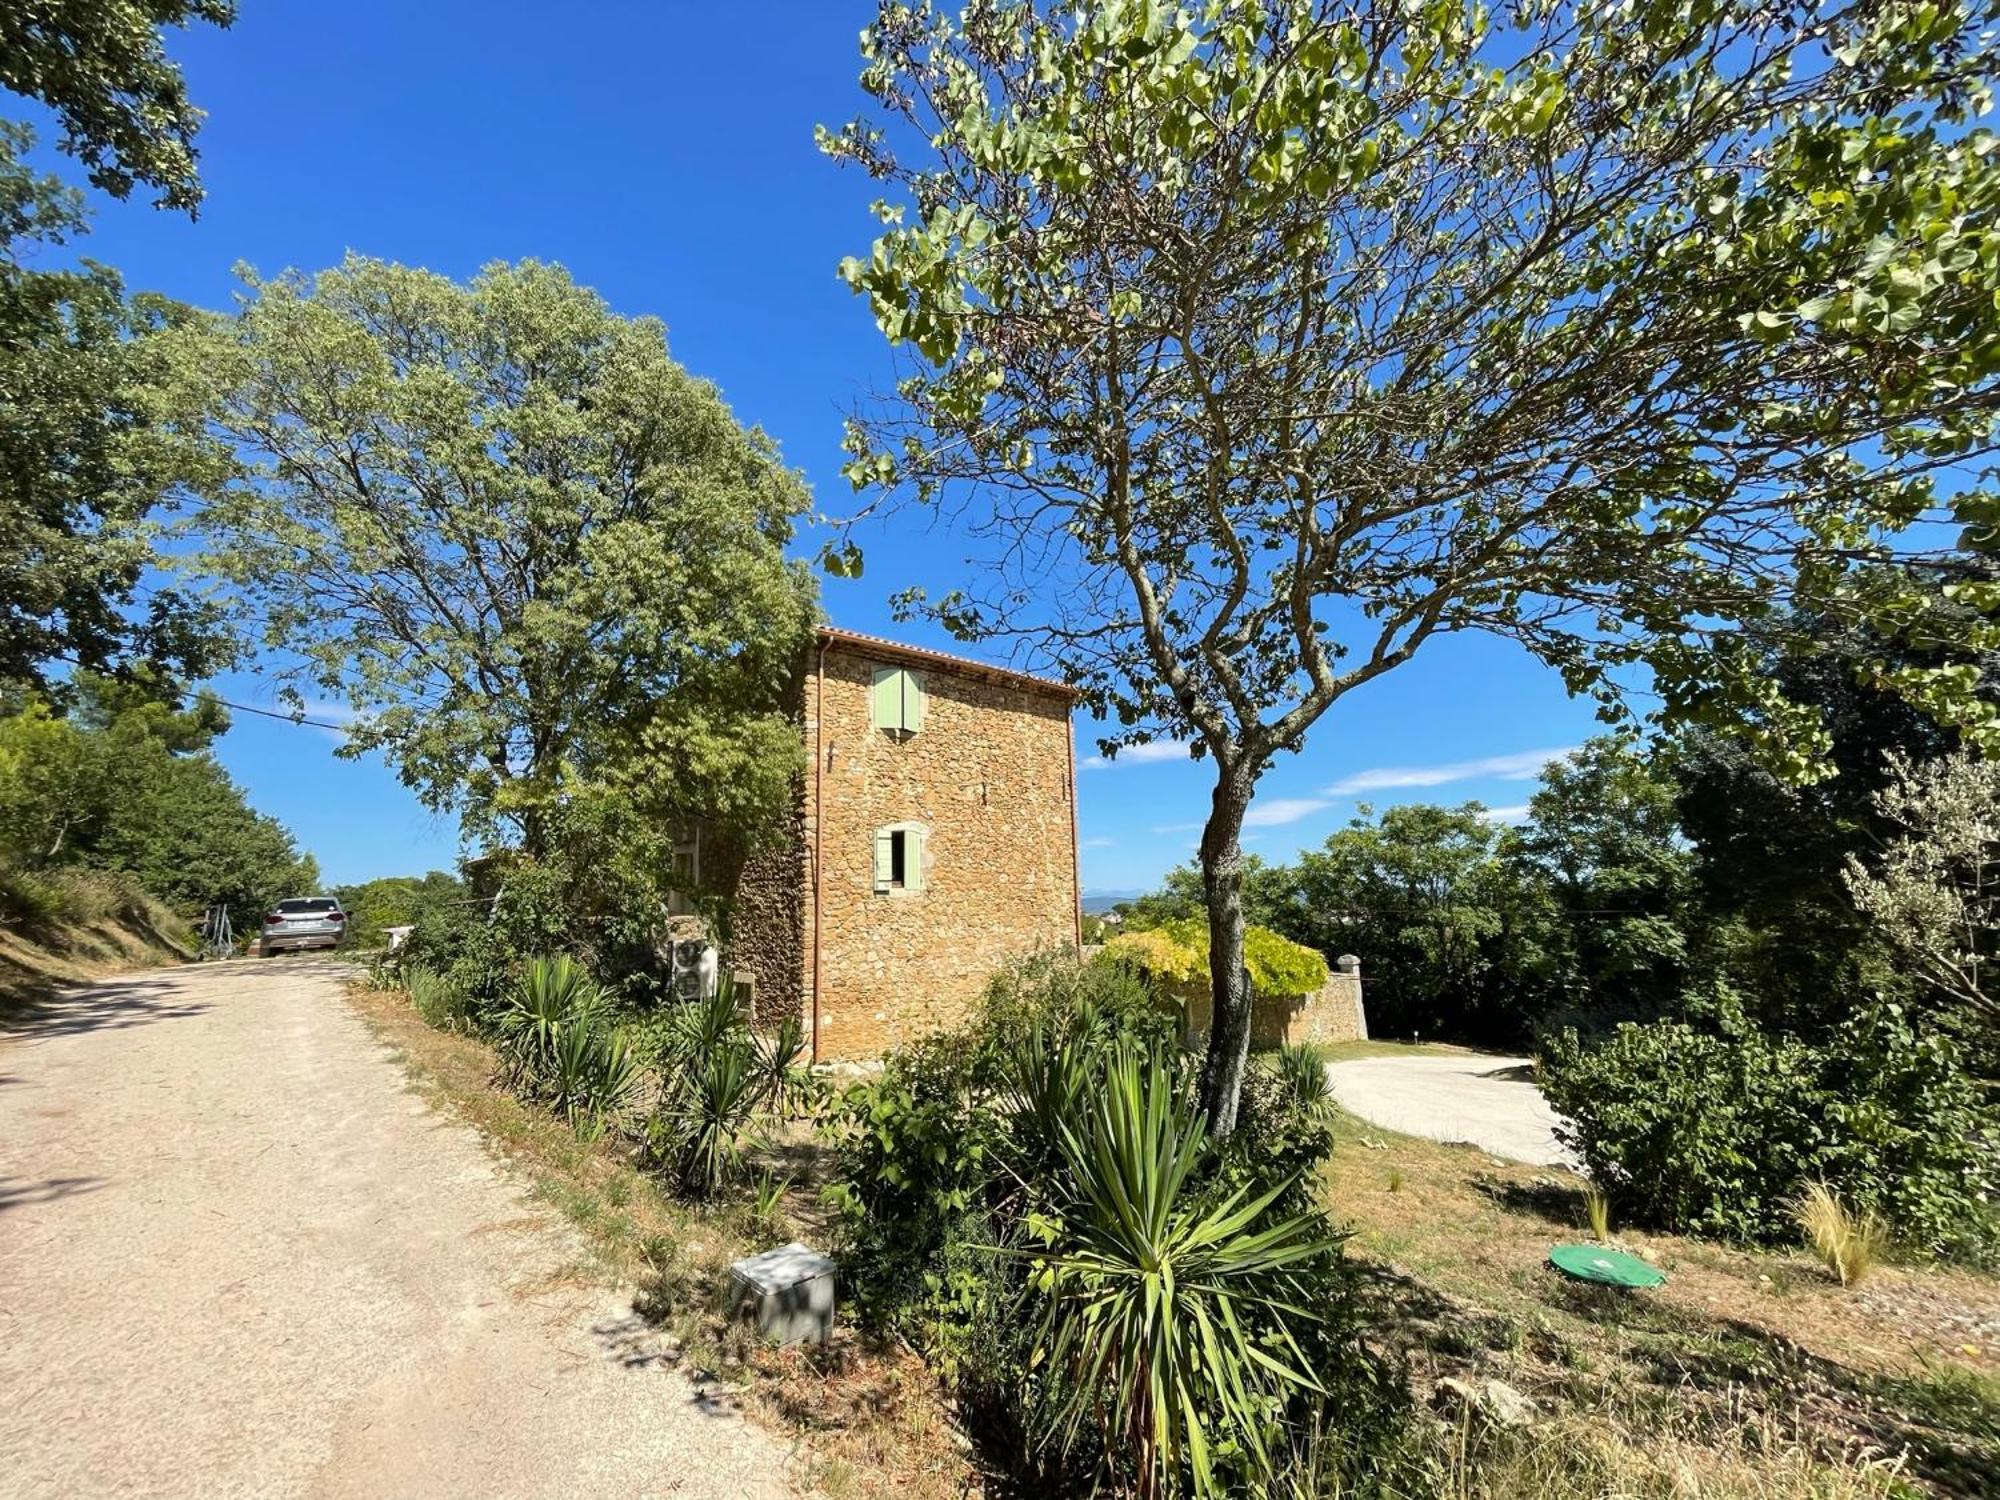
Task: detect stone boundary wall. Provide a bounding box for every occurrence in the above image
[1178,960,1368,1049]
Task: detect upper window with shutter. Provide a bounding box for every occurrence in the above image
[870,665,926,736]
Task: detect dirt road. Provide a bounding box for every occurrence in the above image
[0,959,795,1499]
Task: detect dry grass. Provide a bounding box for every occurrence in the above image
[0,882,190,1023]
[344,981,971,1500]
[1797,1183,1892,1289]
[1321,1069,2000,1498]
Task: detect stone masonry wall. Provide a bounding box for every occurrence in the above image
[1180,970,1368,1049]
[727,777,808,1029]
[804,643,1079,1060]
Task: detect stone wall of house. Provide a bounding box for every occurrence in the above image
[803,642,1079,1060]
[727,776,808,1028]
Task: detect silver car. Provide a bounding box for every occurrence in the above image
[262,897,347,955]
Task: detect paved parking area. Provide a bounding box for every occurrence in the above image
[1328,1052,1579,1169]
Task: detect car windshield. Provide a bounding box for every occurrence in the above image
[277,899,338,913]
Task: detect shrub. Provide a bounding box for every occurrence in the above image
[1542,994,1999,1262]
[1102,917,1330,1001]
[494,954,638,1135]
[405,966,472,1031]
[643,981,809,1200]
[828,952,1394,1498]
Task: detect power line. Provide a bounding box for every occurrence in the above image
[41,654,358,733]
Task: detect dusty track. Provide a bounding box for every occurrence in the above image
[0,959,794,1499]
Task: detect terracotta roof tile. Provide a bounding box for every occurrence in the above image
[814,626,1080,700]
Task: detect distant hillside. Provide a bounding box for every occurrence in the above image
[1082,891,1144,915]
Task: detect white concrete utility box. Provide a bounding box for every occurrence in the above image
[729,1242,837,1345]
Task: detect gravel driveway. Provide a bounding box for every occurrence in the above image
[0,960,794,1499]
[1328,1052,1580,1169]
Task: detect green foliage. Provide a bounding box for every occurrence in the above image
[403,966,472,1033]
[331,872,464,949]
[175,255,816,883]
[0,1,234,212]
[0,127,229,688]
[1011,1037,1335,1498]
[1541,998,1999,1263]
[0,683,313,932]
[825,0,2000,1134]
[829,953,1388,1497]
[1104,917,1329,1001]
[496,955,637,1134]
[642,982,811,1200]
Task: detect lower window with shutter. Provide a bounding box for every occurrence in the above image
[871,825,926,894]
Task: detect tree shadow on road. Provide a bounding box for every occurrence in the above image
[0,1175,108,1213]
[0,976,210,1040]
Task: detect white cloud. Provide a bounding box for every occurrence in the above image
[1481,804,1533,825]
[1080,836,1116,849]
[1083,739,1192,769]
[1325,746,1578,796]
[1151,821,1202,834]
[1242,796,1333,828]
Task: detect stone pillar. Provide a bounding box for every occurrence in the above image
[1335,955,1366,1039]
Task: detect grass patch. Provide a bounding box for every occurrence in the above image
[345,980,970,1500]
[1324,1104,2000,1496]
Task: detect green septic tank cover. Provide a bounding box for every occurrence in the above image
[1548,1244,1666,1288]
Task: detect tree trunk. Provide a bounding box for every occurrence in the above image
[1197,767,1255,1137]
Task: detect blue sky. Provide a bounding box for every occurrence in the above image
[31,2,1606,891]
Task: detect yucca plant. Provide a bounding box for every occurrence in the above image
[651,1035,759,1198]
[1013,1037,1337,1499]
[1275,1042,1334,1121]
[1795,1181,1890,1287]
[754,1012,815,1117]
[499,954,603,1091]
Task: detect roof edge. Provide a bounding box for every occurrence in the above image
[815,626,1080,701]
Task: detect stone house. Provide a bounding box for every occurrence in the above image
[723,627,1082,1062]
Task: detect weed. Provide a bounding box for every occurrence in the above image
[1795,1180,1890,1287]
[750,1170,789,1240]
[1387,1167,1405,1193]
[1583,1184,1611,1242]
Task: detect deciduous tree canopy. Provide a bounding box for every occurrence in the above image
[825,0,2000,1128]
[175,257,819,873]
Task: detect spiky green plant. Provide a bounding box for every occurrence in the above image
[1014,1037,1336,1499]
[499,954,602,1090]
[651,1035,758,1198]
[751,1170,790,1238]
[755,1012,815,1117]
[1275,1042,1334,1120]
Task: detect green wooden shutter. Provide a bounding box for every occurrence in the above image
[901,670,925,734]
[871,667,900,731]
[904,827,925,893]
[872,828,895,892]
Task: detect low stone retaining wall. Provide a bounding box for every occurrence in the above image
[1180,956,1368,1049]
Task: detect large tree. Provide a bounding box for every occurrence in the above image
[823,0,2000,1130]
[174,257,817,872]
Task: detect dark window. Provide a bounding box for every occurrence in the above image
[278,898,337,913]
[888,829,908,888]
